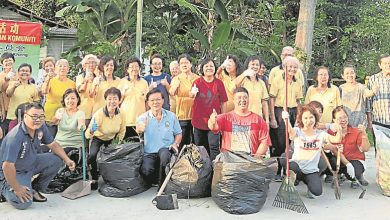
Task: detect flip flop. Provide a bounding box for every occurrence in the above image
[33,190,47,202]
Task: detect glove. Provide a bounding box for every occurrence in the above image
[243,69,255,77]
[92,77,101,86]
[7,71,16,79]
[191,84,199,96]
[91,118,98,133]
[55,108,65,120]
[281,111,289,120]
[346,163,355,179]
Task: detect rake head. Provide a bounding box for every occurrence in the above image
[272,176,309,214]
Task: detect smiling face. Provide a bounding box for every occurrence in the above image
[316,68,329,86]
[151,58,163,74]
[18,66,31,81]
[379,56,390,74]
[203,61,216,77]
[105,93,120,110]
[179,57,192,74]
[44,61,55,75]
[64,92,78,110]
[147,92,163,112]
[2,57,14,71]
[85,57,98,73]
[233,91,249,111]
[104,60,115,77]
[248,59,260,75]
[334,110,349,129]
[301,110,316,129]
[342,67,356,83]
[56,60,69,77]
[225,58,237,75]
[127,61,140,79]
[24,107,45,130]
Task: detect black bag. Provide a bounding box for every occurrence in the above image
[165,144,212,198]
[211,151,273,215]
[46,148,82,194]
[97,137,149,197]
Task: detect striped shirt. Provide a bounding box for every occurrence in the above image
[367,72,390,125]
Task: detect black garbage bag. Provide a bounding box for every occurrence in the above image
[165,144,212,198]
[211,151,274,215]
[97,137,150,197]
[46,148,82,194]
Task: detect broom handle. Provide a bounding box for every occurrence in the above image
[284,66,290,178]
[81,128,86,182]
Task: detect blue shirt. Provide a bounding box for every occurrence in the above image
[137,109,182,154]
[144,73,172,110]
[0,122,54,176]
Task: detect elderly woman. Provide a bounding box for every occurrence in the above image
[235,55,269,123]
[216,54,241,112]
[52,89,86,153]
[6,64,40,131]
[36,57,56,98]
[118,57,149,138]
[42,59,76,136]
[86,87,126,190]
[190,57,228,161]
[327,106,371,188]
[91,56,120,114]
[305,66,341,123]
[76,54,99,127]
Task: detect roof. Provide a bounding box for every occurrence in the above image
[48,27,77,38]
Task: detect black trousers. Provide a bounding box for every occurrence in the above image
[179,120,193,149]
[193,127,220,161]
[140,148,171,186]
[325,153,365,180]
[88,137,111,180]
[125,126,138,139]
[270,107,297,157]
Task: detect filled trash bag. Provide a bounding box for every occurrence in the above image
[165,144,212,198]
[97,137,149,197]
[373,125,390,196]
[46,148,83,194]
[212,151,273,215]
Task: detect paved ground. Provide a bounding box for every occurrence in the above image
[1,148,390,220]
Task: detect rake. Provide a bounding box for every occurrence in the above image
[272,65,309,214]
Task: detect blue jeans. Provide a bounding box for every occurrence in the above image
[0,153,63,210]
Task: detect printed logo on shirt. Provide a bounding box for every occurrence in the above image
[37,131,43,141]
[19,141,28,159]
[165,121,170,127]
[231,124,251,153]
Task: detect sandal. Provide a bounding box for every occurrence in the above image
[33,190,47,202]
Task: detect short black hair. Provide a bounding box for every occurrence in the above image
[243,55,263,69]
[104,87,122,100]
[177,54,192,64]
[15,103,29,118]
[24,102,44,112]
[125,57,141,79]
[233,87,249,96]
[61,88,81,107]
[224,54,242,76]
[1,52,15,64]
[378,54,390,65]
[313,66,331,88]
[199,57,216,76]
[98,56,118,73]
[146,88,163,101]
[18,63,32,73]
[150,54,164,64]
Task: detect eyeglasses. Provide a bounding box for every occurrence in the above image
[25,114,45,121]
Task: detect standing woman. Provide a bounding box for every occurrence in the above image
[0,52,16,123]
[339,65,377,127]
[6,63,40,131]
[169,54,199,149]
[216,54,241,112]
[305,66,341,123]
[235,55,270,124]
[86,87,126,190]
[190,58,228,161]
[36,57,56,105]
[42,59,76,136]
[76,54,98,127]
[52,88,86,153]
[118,57,149,138]
[91,56,120,114]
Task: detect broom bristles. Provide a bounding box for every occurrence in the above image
[272,177,309,214]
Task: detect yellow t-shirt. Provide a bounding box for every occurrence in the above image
[269,79,303,108]
[118,78,148,126]
[92,78,120,114]
[6,82,40,120]
[76,75,94,119]
[44,77,76,121]
[85,107,126,141]
[269,65,305,87]
[241,78,269,117]
[305,84,341,123]
[217,73,236,112]
[172,73,199,120]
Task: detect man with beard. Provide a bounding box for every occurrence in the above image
[208,87,271,156]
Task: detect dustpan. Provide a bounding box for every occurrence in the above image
[62,128,91,199]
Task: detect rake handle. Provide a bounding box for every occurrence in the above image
[284,66,290,178]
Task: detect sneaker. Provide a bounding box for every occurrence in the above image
[91,181,98,191]
[324,175,333,183]
[351,180,359,189]
[0,194,6,203]
[306,190,315,199]
[358,176,369,186]
[274,174,282,182]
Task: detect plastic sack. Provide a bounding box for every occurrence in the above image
[211,151,273,215]
[97,137,149,197]
[165,144,212,198]
[46,148,82,194]
[373,125,390,196]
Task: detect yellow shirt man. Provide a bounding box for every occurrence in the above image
[241,78,269,117]
[171,73,199,120]
[269,79,303,108]
[6,82,40,120]
[305,85,341,123]
[269,65,305,88]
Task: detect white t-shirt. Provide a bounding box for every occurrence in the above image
[291,127,329,174]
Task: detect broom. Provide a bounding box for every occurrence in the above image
[272,64,309,214]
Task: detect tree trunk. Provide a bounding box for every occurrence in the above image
[295,0,316,72]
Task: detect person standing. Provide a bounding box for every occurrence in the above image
[169,60,179,113]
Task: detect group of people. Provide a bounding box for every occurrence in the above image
[0,47,389,210]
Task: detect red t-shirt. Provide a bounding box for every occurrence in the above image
[328,126,364,160]
[192,77,228,130]
[214,111,271,154]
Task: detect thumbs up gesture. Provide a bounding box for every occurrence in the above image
[137,116,148,133]
[55,108,65,120]
[150,78,158,89]
[93,76,101,86]
[161,76,169,86]
[190,84,199,96]
[243,69,255,77]
[210,108,218,125]
[91,118,99,134]
[221,56,230,69]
